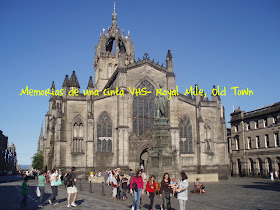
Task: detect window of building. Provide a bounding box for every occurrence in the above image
[234,126,238,132]
[264,134,269,148]
[274,132,279,147]
[97,112,113,152]
[256,136,260,148]
[204,126,211,152]
[263,119,267,128]
[255,121,258,129]
[180,116,193,153]
[235,137,239,150]
[133,80,155,136]
[73,120,83,153]
[247,137,251,149]
[246,123,250,130]
[273,116,277,124]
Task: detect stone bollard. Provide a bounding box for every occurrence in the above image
[102,182,105,196]
[79,179,83,191]
[89,180,93,193]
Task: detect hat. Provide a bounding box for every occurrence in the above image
[172,178,175,181]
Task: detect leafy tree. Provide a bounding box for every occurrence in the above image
[31,151,44,171]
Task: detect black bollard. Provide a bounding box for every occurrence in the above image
[102,182,105,196]
[79,179,83,191]
[89,180,93,193]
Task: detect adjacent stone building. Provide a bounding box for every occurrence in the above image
[0,130,17,174]
[41,4,229,179]
[230,102,280,177]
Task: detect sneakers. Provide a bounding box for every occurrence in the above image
[71,203,77,207]
[48,200,52,205]
[67,204,71,208]
[131,206,135,210]
[38,204,43,208]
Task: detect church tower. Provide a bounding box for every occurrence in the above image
[93,2,135,91]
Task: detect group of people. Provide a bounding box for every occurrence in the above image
[20,167,78,208]
[104,167,189,210]
[270,171,278,182]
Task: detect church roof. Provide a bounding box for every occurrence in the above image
[69,71,80,88]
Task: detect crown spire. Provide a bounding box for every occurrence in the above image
[112,1,117,28]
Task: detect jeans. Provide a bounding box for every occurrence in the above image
[21,195,27,206]
[104,177,107,186]
[49,186,58,203]
[132,188,142,210]
[179,199,186,210]
[149,192,155,209]
[162,191,171,210]
[39,186,45,205]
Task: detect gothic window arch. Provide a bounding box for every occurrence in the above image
[179,116,193,153]
[73,117,84,153]
[97,112,112,152]
[204,124,211,152]
[133,80,155,136]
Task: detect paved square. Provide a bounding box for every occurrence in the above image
[0,176,279,209]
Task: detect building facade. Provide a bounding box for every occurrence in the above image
[0,130,17,174]
[41,5,229,179]
[230,102,280,177]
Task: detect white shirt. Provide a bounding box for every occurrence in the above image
[50,173,57,186]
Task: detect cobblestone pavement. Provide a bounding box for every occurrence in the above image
[0,176,279,209]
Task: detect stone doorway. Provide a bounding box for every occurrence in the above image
[140,148,148,171]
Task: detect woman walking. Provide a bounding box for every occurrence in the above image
[160,173,172,210]
[146,175,156,210]
[130,169,144,210]
[48,169,59,205]
[37,171,47,208]
[175,171,189,210]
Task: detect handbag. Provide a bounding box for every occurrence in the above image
[36,187,41,197]
[54,177,62,186]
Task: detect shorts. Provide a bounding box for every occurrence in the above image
[67,186,77,194]
[112,187,117,197]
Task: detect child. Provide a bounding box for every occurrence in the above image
[121,174,128,200]
[20,177,29,207]
[170,178,177,196]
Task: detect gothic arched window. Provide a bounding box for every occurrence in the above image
[73,117,84,153]
[97,112,112,152]
[133,80,155,136]
[179,116,193,153]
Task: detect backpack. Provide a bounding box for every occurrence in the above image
[64,173,73,187]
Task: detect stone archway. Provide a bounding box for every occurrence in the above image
[135,142,152,171]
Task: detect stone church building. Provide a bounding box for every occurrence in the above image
[39,5,229,179]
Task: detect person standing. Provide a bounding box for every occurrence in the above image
[175,172,189,210]
[38,171,47,208]
[270,172,274,182]
[130,169,144,210]
[67,167,78,207]
[275,171,278,182]
[146,175,156,210]
[48,169,59,205]
[104,170,109,186]
[121,174,128,200]
[128,169,135,189]
[111,171,119,200]
[160,173,172,210]
[20,177,29,207]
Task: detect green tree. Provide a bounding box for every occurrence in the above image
[31,151,44,171]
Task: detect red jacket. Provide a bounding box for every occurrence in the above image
[146,181,156,193]
[130,176,143,189]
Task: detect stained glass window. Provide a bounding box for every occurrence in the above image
[73,120,83,153]
[97,112,112,152]
[133,80,155,136]
[179,116,193,153]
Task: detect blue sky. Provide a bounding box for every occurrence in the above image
[0,0,279,165]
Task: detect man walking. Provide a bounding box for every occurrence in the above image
[67,167,78,207]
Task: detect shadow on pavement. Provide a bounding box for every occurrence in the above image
[241,182,280,192]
